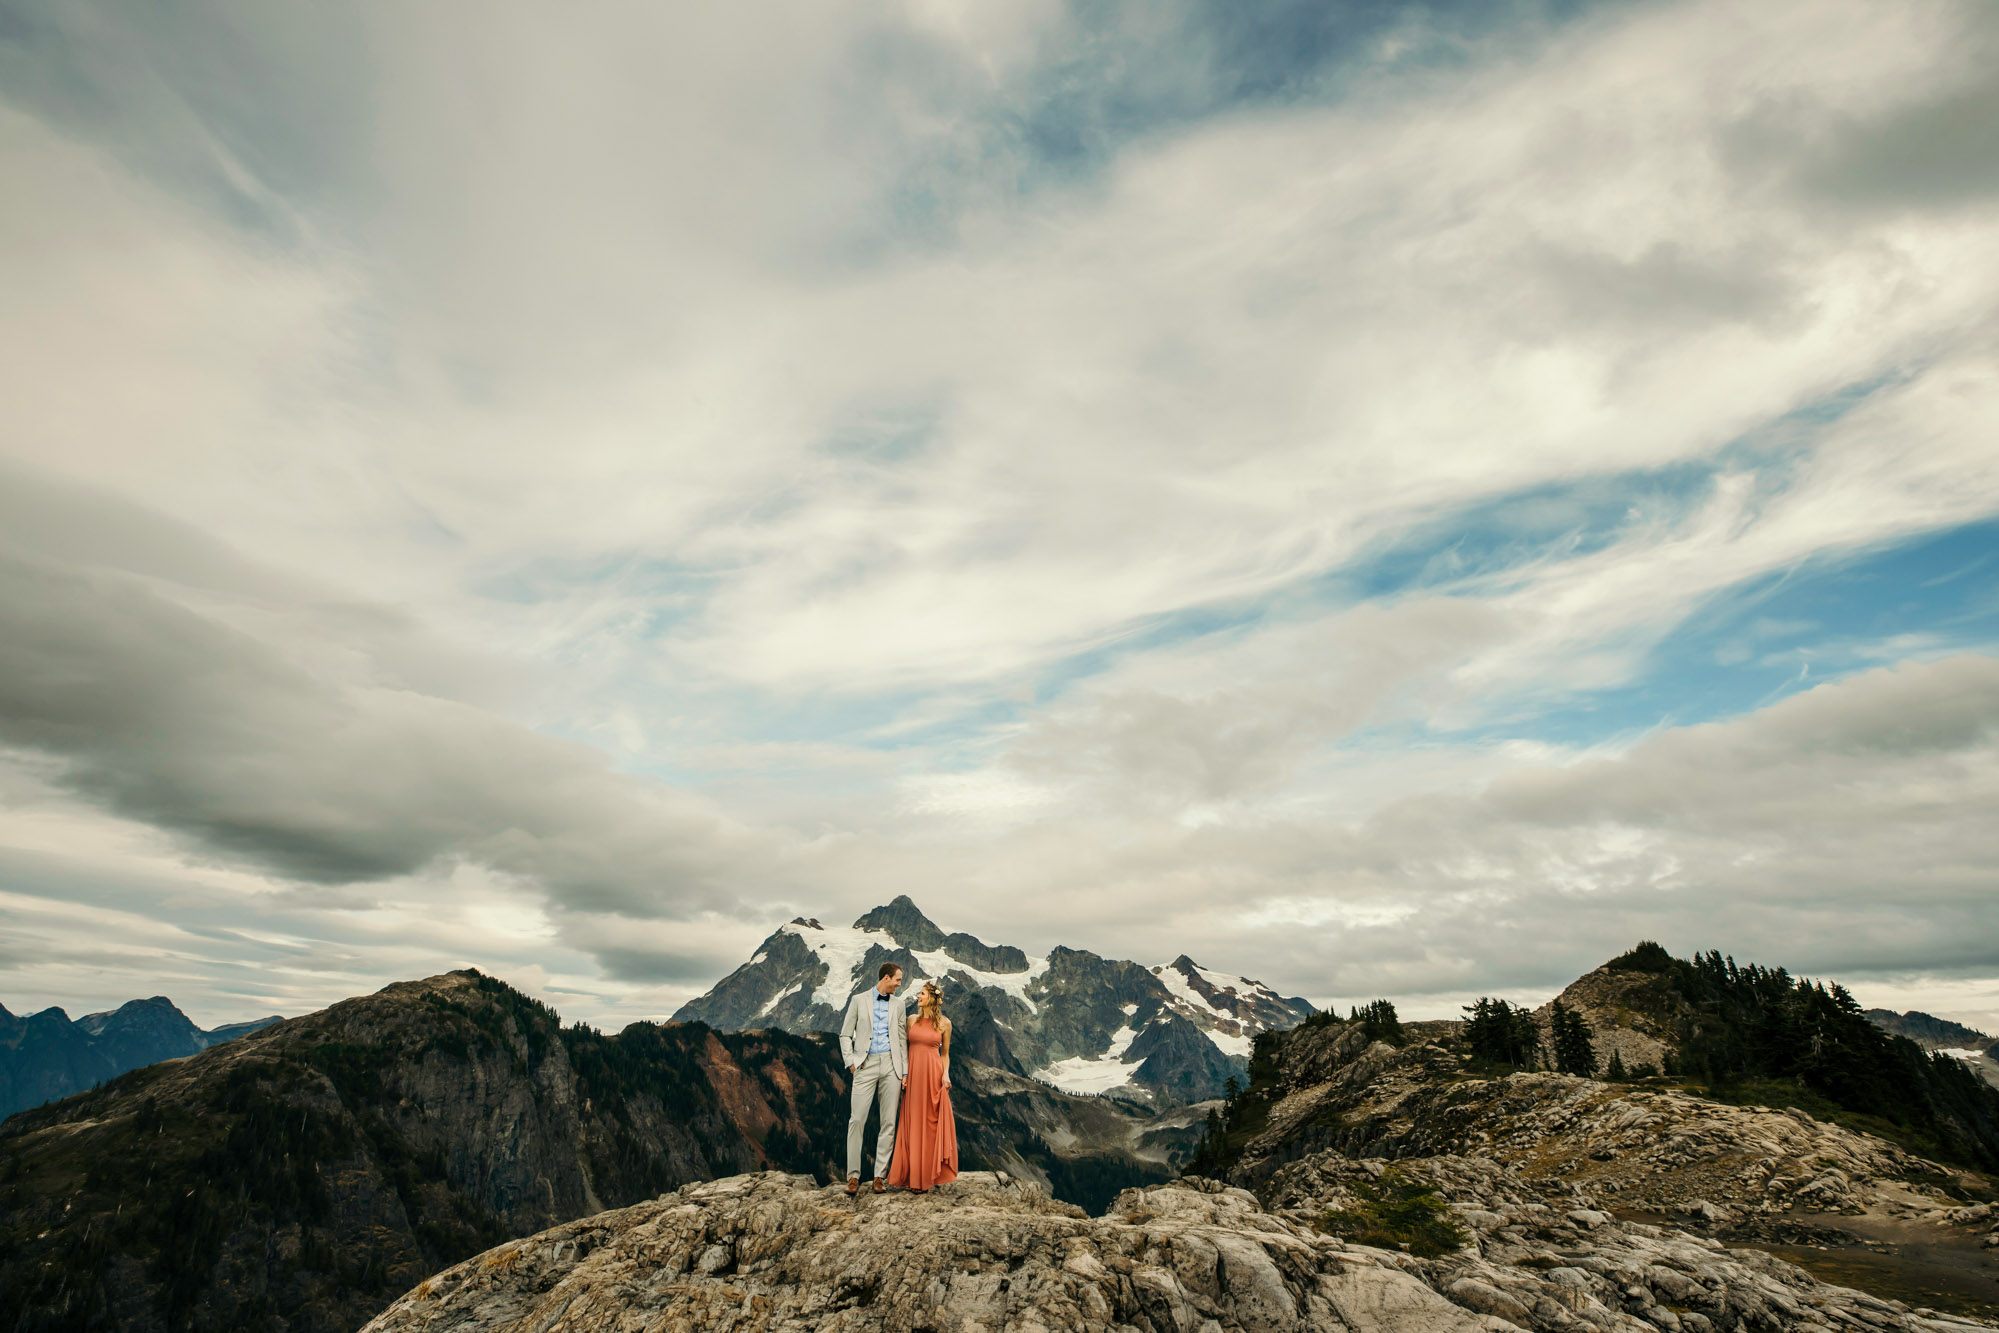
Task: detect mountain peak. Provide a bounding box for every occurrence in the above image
[850,896,946,951]
[679,902,1314,1105]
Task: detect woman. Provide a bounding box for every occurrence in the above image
[886,979,958,1192]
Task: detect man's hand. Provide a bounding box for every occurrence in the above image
[899,1076,907,1089]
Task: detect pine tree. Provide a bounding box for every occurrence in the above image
[1510,1005,1544,1070]
[1352,999,1404,1047]
[1604,1049,1629,1082]
[1550,1000,1597,1077]
[1462,997,1543,1067]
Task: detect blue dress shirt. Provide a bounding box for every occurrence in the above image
[870,989,892,1054]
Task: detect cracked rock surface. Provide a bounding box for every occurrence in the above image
[361,1170,1993,1333]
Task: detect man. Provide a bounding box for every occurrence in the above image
[839,961,908,1195]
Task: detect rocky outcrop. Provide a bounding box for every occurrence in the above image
[361,1170,1995,1333]
[1225,1022,1970,1223]
[0,994,280,1120]
[674,897,1315,1105]
[1196,1012,1999,1325]
[1260,1152,1996,1333]
[1536,966,1680,1075]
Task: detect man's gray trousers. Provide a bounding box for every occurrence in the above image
[847,1050,901,1180]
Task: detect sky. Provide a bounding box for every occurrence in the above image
[1,0,1996,1034]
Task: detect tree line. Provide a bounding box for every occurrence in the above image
[1459,996,1614,1077]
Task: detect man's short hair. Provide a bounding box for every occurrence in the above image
[878,961,902,981]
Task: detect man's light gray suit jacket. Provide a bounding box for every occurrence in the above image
[839,987,909,1079]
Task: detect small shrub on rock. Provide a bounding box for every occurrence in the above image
[1315,1170,1469,1258]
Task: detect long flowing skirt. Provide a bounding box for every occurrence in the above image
[887,1032,957,1189]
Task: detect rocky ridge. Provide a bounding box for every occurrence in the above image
[1201,1013,1998,1322]
[674,896,1314,1104]
[360,1169,1995,1333]
[1227,1022,1967,1223]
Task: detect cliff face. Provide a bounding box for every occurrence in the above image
[0,970,847,1333]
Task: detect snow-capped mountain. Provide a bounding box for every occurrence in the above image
[671,896,1314,1104]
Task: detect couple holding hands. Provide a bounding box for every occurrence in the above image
[839,962,958,1195]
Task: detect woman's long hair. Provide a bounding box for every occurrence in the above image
[916,980,948,1029]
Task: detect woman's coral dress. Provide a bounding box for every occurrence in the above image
[887,1018,958,1191]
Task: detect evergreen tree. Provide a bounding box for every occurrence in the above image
[1351,999,1404,1047]
[1510,1005,1544,1070]
[1462,997,1542,1067]
[1189,1106,1227,1176]
[1550,1000,1597,1077]
[1604,1049,1629,1081]
[1606,942,1999,1171]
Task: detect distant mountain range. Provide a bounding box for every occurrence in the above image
[1864,1007,1994,1050]
[0,995,281,1120]
[1865,1007,1999,1089]
[671,895,1316,1104]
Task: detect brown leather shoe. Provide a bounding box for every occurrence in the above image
[845,1176,859,1196]
[872,1177,887,1194]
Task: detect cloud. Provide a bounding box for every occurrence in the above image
[0,531,769,917]
[840,656,1999,1011]
[1001,596,1513,810]
[1724,1,1999,213]
[1,0,1997,1029]
[10,0,1994,703]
